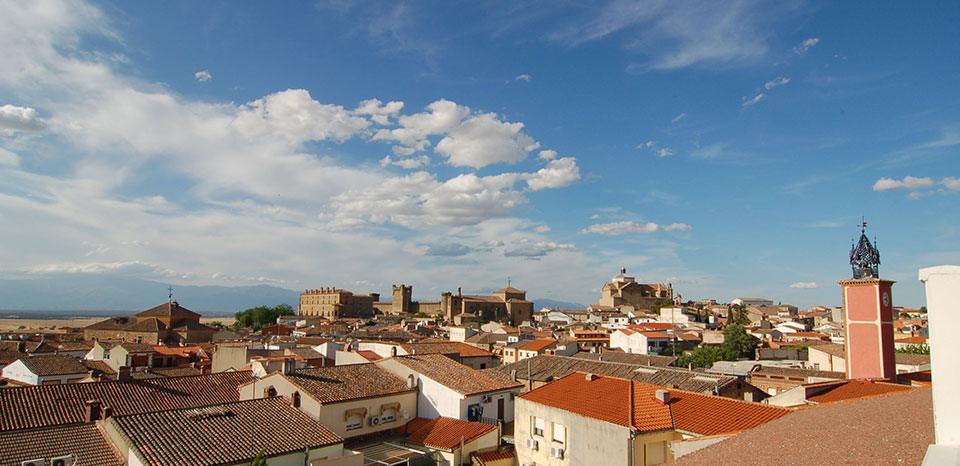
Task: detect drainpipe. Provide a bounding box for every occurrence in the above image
[919,265,960,464]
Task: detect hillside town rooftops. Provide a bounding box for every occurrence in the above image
[387,354,521,395]
[16,355,87,376]
[0,371,252,432]
[107,397,342,466]
[519,372,790,436]
[405,416,497,450]
[0,423,124,466]
[251,364,413,404]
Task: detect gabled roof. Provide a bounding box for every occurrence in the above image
[385,354,522,395]
[519,339,557,352]
[400,341,495,358]
[803,379,914,404]
[119,342,155,353]
[672,389,932,466]
[15,355,87,376]
[406,417,497,450]
[519,372,790,435]
[494,286,525,294]
[108,397,342,466]
[123,318,167,332]
[493,355,734,394]
[136,301,201,319]
[0,423,124,465]
[256,364,413,404]
[0,371,252,432]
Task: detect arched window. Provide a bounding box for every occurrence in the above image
[264,386,277,398]
[292,391,301,408]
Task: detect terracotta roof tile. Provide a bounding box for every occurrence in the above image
[0,423,123,466]
[406,417,497,450]
[520,372,790,436]
[804,379,914,404]
[16,355,87,376]
[519,339,557,352]
[108,397,342,466]
[673,389,933,466]
[387,354,521,395]
[261,364,414,404]
[472,446,515,465]
[401,341,495,358]
[135,301,201,319]
[0,371,252,432]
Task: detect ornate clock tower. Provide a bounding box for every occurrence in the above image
[838,222,896,380]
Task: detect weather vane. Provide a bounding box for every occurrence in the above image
[850,218,880,279]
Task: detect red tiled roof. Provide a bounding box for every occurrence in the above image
[672,389,933,466]
[0,371,252,432]
[0,423,124,465]
[472,446,515,465]
[519,372,790,435]
[406,417,497,450]
[519,339,557,352]
[255,364,414,404]
[895,336,928,344]
[108,397,342,465]
[804,379,914,404]
[356,350,383,362]
[136,301,201,318]
[638,331,669,339]
[16,355,88,376]
[385,354,521,395]
[401,341,495,358]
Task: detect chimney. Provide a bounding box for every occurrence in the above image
[85,400,102,422]
[655,389,671,405]
[510,369,518,382]
[117,366,132,382]
[585,373,598,381]
[281,358,295,375]
[102,406,113,419]
[919,265,960,461]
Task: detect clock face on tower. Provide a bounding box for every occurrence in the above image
[882,292,890,307]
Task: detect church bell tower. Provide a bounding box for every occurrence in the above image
[838,221,896,380]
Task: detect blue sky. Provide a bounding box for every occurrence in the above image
[1,0,957,309]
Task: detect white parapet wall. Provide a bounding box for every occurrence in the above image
[919,265,960,465]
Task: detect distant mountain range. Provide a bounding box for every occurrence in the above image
[0,275,585,317]
[0,276,299,316]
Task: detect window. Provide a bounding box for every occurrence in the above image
[345,415,363,431]
[552,423,565,444]
[533,416,544,436]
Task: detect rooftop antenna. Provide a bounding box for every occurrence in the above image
[168,285,174,303]
[507,277,511,287]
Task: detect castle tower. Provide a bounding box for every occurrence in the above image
[392,284,412,314]
[839,223,896,380]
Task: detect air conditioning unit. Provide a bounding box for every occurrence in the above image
[368,415,382,427]
[550,447,565,459]
[525,438,539,450]
[50,455,76,466]
[21,460,45,466]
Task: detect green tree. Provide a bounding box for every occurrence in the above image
[722,321,759,360]
[676,346,727,369]
[896,344,930,355]
[649,299,676,314]
[250,449,267,466]
[233,304,294,331]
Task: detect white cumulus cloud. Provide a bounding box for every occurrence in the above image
[790,282,819,289]
[435,112,540,168]
[193,70,211,82]
[523,157,580,191]
[0,104,46,131]
[380,154,430,169]
[872,176,935,191]
[515,74,532,82]
[354,98,404,125]
[764,76,790,90]
[657,148,674,157]
[793,37,820,55]
[233,89,370,144]
[940,177,960,191]
[742,93,766,107]
[538,149,557,160]
[580,221,691,235]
